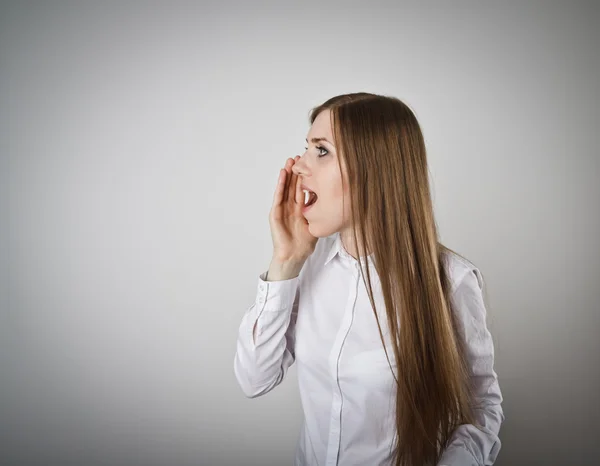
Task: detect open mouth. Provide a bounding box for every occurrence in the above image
[302,189,318,210]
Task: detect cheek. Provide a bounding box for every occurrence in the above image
[326,187,349,217]
[327,183,345,205]
[320,167,346,207]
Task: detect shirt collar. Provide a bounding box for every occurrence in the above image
[324,231,375,267]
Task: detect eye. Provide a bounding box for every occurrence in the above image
[303,145,329,158]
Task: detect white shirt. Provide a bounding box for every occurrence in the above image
[234,231,505,466]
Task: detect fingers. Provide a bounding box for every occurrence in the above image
[281,158,294,203]
[294,156,302,205]
[289,170,298,206]
[273,156,301,209]
[272,169,285,209]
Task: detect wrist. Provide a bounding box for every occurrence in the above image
[267,258,305,281]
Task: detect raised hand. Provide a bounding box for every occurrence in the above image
[269,156,318,264]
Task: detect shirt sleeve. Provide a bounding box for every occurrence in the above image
[233,270,300,398]
[437,267,506,466]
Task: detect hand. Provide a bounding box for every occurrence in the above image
[269,156,318,263]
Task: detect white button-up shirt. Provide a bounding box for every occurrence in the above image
[234,232,505,465]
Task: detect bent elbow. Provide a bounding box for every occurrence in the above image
[233,356,284,399]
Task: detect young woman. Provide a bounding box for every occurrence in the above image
[234,93,505,466]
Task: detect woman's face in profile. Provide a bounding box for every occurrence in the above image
[292,109,352,238]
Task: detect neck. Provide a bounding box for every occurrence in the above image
[339,228,372,260]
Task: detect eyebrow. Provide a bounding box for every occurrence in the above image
[306,137,333,145]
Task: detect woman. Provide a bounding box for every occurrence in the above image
[234,92,505,466]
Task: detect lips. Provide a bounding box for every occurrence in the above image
[300,183,316,194]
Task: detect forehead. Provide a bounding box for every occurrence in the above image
[306,109,333,142]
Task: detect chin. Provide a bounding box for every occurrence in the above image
[308,222,338,238]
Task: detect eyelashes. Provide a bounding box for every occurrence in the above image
[303,145,329,158]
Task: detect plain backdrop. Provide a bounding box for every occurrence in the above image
[1,1,598,465]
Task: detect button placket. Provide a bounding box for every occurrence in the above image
[325,264,360,466]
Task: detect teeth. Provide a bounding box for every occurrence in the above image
[303,189,318,207]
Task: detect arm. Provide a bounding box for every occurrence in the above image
[437,268,506,466]
[233,269,301,398]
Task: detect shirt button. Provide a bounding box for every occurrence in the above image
[258,297,265,303]
[259,284,265,291]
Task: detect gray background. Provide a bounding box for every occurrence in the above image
[1,1,598,465]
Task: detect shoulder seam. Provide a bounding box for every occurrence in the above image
[443,251,481,293]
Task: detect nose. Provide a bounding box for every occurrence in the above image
[292,155,305,176]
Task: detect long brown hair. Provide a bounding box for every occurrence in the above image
[308,93,482,466]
